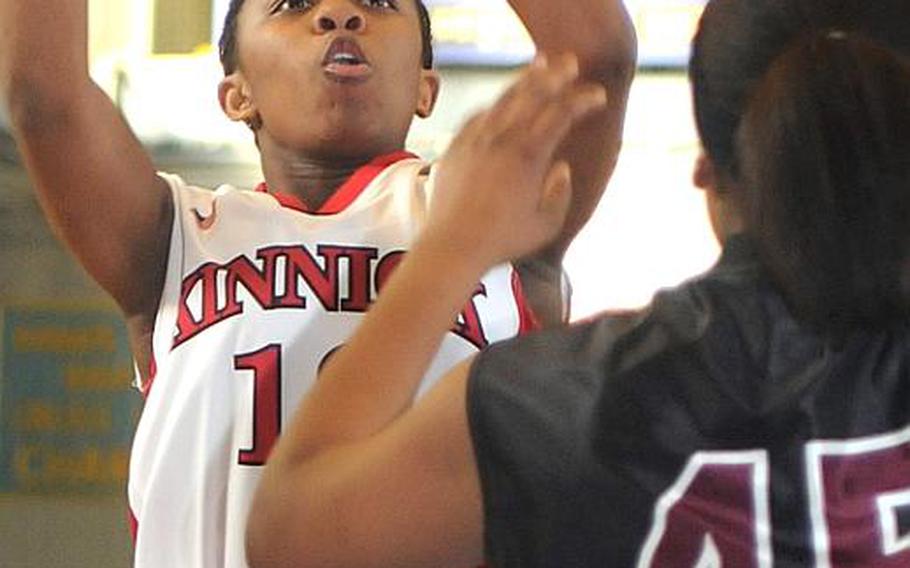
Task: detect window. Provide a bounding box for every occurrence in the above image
[153,0,213,55]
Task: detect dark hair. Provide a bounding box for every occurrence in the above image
[688,0,910,331]
[218,0,434,75]
[735,32,910,331]
[690,0,910,178]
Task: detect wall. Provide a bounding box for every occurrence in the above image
[0,161,132,566]
[0,153,264,567]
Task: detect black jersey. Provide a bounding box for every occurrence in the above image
[468,236,910,567]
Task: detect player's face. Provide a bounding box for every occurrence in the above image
[228,0,439,160]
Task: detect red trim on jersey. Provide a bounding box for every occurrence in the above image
[129,506,139,544]
[141,355,158,399]
[255,151,418,215]
[511,269,543,334]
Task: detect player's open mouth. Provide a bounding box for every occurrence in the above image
[322,37,372,81]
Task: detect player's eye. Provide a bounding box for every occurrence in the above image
[270,0,314,15]
[361,0,398,9]
[269,0,396,14]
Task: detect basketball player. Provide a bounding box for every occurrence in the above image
[247,0,910,566]
[0,0,635,566]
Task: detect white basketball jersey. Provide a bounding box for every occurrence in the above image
[127,153,535,567]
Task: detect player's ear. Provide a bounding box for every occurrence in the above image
[693,150,717,191]
[218,73,261,129]
[415,68,441,118]
[696,150,745,241]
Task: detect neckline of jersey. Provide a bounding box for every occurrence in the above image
[254,150,419,216]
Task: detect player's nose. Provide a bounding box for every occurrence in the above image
[313,1,366,33]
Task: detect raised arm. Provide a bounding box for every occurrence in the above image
[0,0,172,371]
[247,56,607,568]
[510,0,636,325]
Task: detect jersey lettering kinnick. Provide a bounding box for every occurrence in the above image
[173,244,491,350]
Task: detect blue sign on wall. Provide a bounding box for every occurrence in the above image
[0,306,140,494]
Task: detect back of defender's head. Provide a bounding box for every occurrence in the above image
[734,31,910,332]
[690,0,910,178]
[218,0,435,76]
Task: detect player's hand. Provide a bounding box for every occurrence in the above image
[424,53,608,270]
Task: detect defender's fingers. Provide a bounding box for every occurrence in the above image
[522,83,608,162]
[451,109,488,142]
[508,85,607,169]
[538,161,573,228]
[522,53,581,100]
[486,54,582,131]
[489,79,598,153]
[499,53,578,106]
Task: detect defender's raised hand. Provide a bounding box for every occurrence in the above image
[426,54,608,272]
